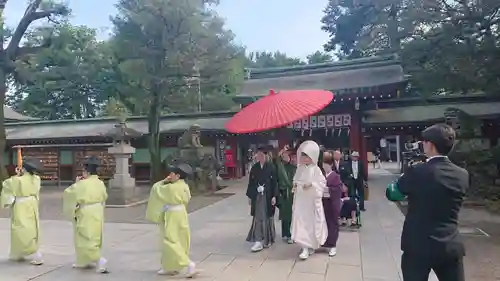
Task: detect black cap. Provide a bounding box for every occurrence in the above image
[84,156,100,166]
[167,162,193,178]
[256,145,269,154]
[23,157,42,171]
[176,163,193,176]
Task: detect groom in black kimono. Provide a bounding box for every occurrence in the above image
[246,145,279,252]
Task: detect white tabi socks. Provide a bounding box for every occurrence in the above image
[29,251,43,265]
[96,257,109,273]
[328,247,337,257]
[185,261,198,278]
[157,260,198,278]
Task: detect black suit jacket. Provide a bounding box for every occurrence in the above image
[333,160,349,182]
[345,160,367,182]
[397,156,469,257]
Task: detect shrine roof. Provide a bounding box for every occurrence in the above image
[239,55,406,99]
[4,106,38,121]
[364,101,500,125]
[5,111,235,141]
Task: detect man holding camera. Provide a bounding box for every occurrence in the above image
[395,124,468,281]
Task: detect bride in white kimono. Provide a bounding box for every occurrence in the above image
[291,140,328,260]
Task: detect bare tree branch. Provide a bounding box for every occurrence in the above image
[6,2,68,60]
[23,0,43,17]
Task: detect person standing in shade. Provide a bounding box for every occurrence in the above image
[145,163,198,277]
[276,145,297,244]
[63,156,109,273]
[346,151,367,211]
[246,145,278,252]
[379,137,388,161]
[1,159,43,265]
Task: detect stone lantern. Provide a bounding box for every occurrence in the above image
[444,108,460,131]
[104,120,142,205]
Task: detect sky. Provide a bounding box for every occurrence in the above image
[5,0,330,59]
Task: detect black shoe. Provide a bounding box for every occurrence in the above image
[361,208,366,212]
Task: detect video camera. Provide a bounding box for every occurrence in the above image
[401,141,427,173]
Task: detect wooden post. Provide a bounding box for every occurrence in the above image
[57,147,61,188]
[16,147,22,169]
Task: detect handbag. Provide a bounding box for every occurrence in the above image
[364,183,369,201]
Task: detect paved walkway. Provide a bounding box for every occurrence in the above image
[0,169,427,281]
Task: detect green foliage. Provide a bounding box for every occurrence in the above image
[109,0,245,114]
[109,0,246,182]
[447,110,500,203]
[306,51,333,64]
[450,147,500,200]
[246,51,305,68]
[245,50,335,68]
[9,23,108,119]
[101,97,129,122]
[0,0,70,181]
[321,0,500,96]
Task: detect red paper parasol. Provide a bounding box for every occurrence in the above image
[225,89,334,133]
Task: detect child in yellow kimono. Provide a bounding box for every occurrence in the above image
[145,163,198,278]
[63,156,108,273]
[1,159,43,265]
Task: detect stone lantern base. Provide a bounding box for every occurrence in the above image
[107,176,137,205]
[106,143,138,205]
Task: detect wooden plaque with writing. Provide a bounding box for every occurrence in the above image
[22,148,59,180]
[74,149,116,179]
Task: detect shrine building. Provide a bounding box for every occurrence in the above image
[3,56,500,182]
[237,55,500,175]
[238,55,407,175]
[3,111,237,183]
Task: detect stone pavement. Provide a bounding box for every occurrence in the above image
[0,169,424,281]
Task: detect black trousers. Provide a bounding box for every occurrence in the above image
[352,179,365,210]
[401,252,464,281]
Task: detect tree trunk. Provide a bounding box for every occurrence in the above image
[148,90,162,183]
[0,3,7,184]
[388,4,400,54]
[0,67,8,182]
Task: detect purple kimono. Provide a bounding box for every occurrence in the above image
[322,170,343,248]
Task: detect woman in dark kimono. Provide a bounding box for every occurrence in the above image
[246,146,278,252]
[321,151,344,256]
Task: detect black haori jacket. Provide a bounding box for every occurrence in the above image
[246,161,278,217]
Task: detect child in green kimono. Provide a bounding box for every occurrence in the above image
[276,146,296,244]
[145,163,198,278]
[63,156,108,273]
[1,159,43,265]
